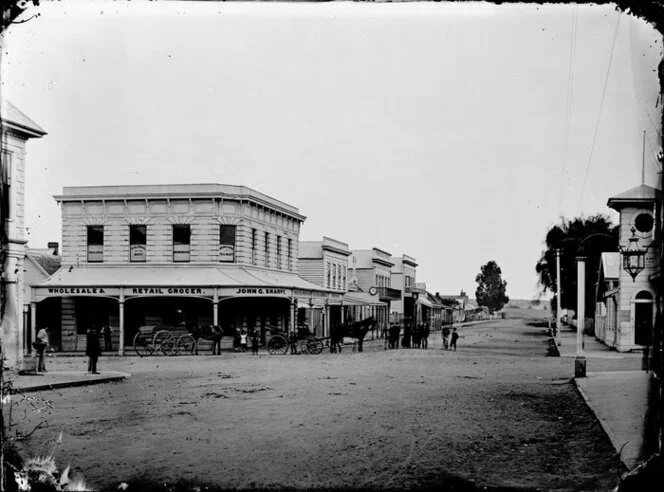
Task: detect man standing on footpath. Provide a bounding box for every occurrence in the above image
[102,324,113,351]
[34,327,50,373]
[251,329,259,355]
[86,326,101,374]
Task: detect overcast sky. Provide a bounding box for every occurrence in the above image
[2,1,662,300]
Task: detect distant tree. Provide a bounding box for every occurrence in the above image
[475,261,509,313]
[535,214,618,316]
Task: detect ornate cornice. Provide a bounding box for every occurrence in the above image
[81,216,108,226]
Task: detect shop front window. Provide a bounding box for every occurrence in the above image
[130,225,147,262]
[173,224,191,262]
[219,225,236,263]
[87,225,104,262]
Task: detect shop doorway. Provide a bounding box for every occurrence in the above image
[634,291,653,346]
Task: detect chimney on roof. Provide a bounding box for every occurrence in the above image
[47,242,59,255]
[460,290,466,297]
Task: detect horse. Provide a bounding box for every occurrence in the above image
[330,316,374,353]
[190,324,233,355]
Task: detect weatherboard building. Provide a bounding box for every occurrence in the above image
[31,184,331,354]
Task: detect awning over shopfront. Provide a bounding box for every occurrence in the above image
[416,296,434,308]
[34,265,331,302]
[343,291,387,307]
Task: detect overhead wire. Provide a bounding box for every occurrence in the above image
[558,6,579,214]
[578,12,622,211]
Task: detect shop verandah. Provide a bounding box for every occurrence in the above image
[30,265,334,354]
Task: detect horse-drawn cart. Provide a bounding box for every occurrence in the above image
[132,324,218,356]
[266,325,324,355]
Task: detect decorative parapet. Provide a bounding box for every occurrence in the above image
[372,247,394,267]
[402,254,418,267]
[322,236,351,256]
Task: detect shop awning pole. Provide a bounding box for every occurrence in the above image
[118,289,125,356]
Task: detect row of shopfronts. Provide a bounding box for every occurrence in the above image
[20,184,470,355]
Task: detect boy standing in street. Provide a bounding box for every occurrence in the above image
[450,327,460,351]
[442,325,450,350]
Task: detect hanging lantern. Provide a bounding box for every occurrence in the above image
[621,227,647,282]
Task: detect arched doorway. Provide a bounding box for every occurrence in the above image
[634,290,653,346]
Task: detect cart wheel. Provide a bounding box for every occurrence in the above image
[133,332,153,357]
[307,338,324,355]
[267,335,288,355]
[154,330,174,356]
[176,334,196,355]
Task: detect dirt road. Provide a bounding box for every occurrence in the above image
[11,316,626,491]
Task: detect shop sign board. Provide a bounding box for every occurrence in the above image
[219,244,235,262]
[130,244,146,262]
[218,287,291,297]
[127,287,214,297]
[35,286,122,301]
[293,289,329,299]
[87,244,103,262]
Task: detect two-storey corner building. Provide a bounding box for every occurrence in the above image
[23,243,62,352]
[1,100,47,368]
[347,247,395,330]
[297,236,350,337]
[389,254,418,323]
[32,184,329,354]
[593,184,661,352]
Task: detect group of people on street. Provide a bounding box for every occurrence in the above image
[232,328,260,354]
[33,324,114,374]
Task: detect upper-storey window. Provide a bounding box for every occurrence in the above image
[87,225,104,262]
[287,238,293,271]
[130,225,147,262]
[264,231,269,267]
[219,225,236,263]
[276,235,282,270]
[173,225,191,262]
[251,229,257,265]
[1,151,12,220]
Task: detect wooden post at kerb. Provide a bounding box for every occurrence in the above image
[213,289,219,326]
[576,256,586,377]
[30,302,37,349]
[556,249,562,331]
